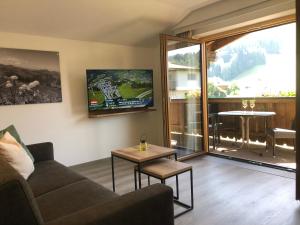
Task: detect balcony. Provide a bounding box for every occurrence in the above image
[169,97,296,169]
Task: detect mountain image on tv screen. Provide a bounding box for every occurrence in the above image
[86,69,153,111]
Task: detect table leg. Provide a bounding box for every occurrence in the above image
[246,117,250,148]
[264,117,267,135]
[190,169,194,209]
[212,117,216,150]
[240,116,245,148]
[235,117,239,143]
[175,175,179,200]
[111,154,115,192]
[264,117,268,150]
[134,168,137,190]
[138,163,142,189]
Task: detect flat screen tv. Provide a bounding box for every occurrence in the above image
[86,69,154,113]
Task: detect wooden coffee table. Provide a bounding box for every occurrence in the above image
[111,144,176,192]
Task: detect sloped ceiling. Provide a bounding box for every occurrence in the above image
[173,0,295,37]
[0,0,220,47]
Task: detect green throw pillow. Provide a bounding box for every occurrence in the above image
[0,125,34,162]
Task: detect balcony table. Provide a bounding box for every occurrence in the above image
[218,111,276,149]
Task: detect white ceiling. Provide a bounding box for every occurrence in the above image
[0,0,220,47]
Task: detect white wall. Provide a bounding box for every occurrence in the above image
[0,32,163,166]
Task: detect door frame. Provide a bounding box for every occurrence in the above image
[160,34,209,154]
[161,15,295,155]
[160,13,299,199]
[296,1,300,200]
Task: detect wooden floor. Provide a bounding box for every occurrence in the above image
[71,155,300,225]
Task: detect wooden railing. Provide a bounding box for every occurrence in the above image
[169,97,295,145]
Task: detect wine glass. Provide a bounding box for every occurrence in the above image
[250,99,255,112]
[242,100,248,112]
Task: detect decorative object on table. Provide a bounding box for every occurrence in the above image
[249,99,256,111]
[0,48,62,105]
[241,99,248,111]
[139,134,148,151]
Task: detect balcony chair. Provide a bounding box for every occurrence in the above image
[208,104,222,150]
[266,120,296,157]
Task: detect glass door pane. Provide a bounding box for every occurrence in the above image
[206,23,296,170]
[167,40,204,157]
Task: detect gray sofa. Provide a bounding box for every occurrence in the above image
[0,142,174,225]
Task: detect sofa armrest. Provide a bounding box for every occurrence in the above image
[46,184,174,225]
[0,159,44,225]
[27,142,54,163]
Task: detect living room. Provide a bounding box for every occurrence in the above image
[0,0,299,225]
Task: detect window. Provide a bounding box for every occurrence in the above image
[168,75,177,90]
[188,73,196,80]
[167,45,201,99]
[206,22,296,98]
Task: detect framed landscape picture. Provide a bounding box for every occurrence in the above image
[0,48,62,105]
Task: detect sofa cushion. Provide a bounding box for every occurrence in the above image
[0,125,34,162]
[28,160,85,197]
[0,132,34,179]
[36,179,118,222]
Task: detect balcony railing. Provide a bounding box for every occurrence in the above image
[169,97,295,146]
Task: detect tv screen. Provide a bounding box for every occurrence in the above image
[86,69,154,112]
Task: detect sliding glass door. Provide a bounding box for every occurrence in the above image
[160,35,208,158]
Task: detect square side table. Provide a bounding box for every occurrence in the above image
[111,144,176,192]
